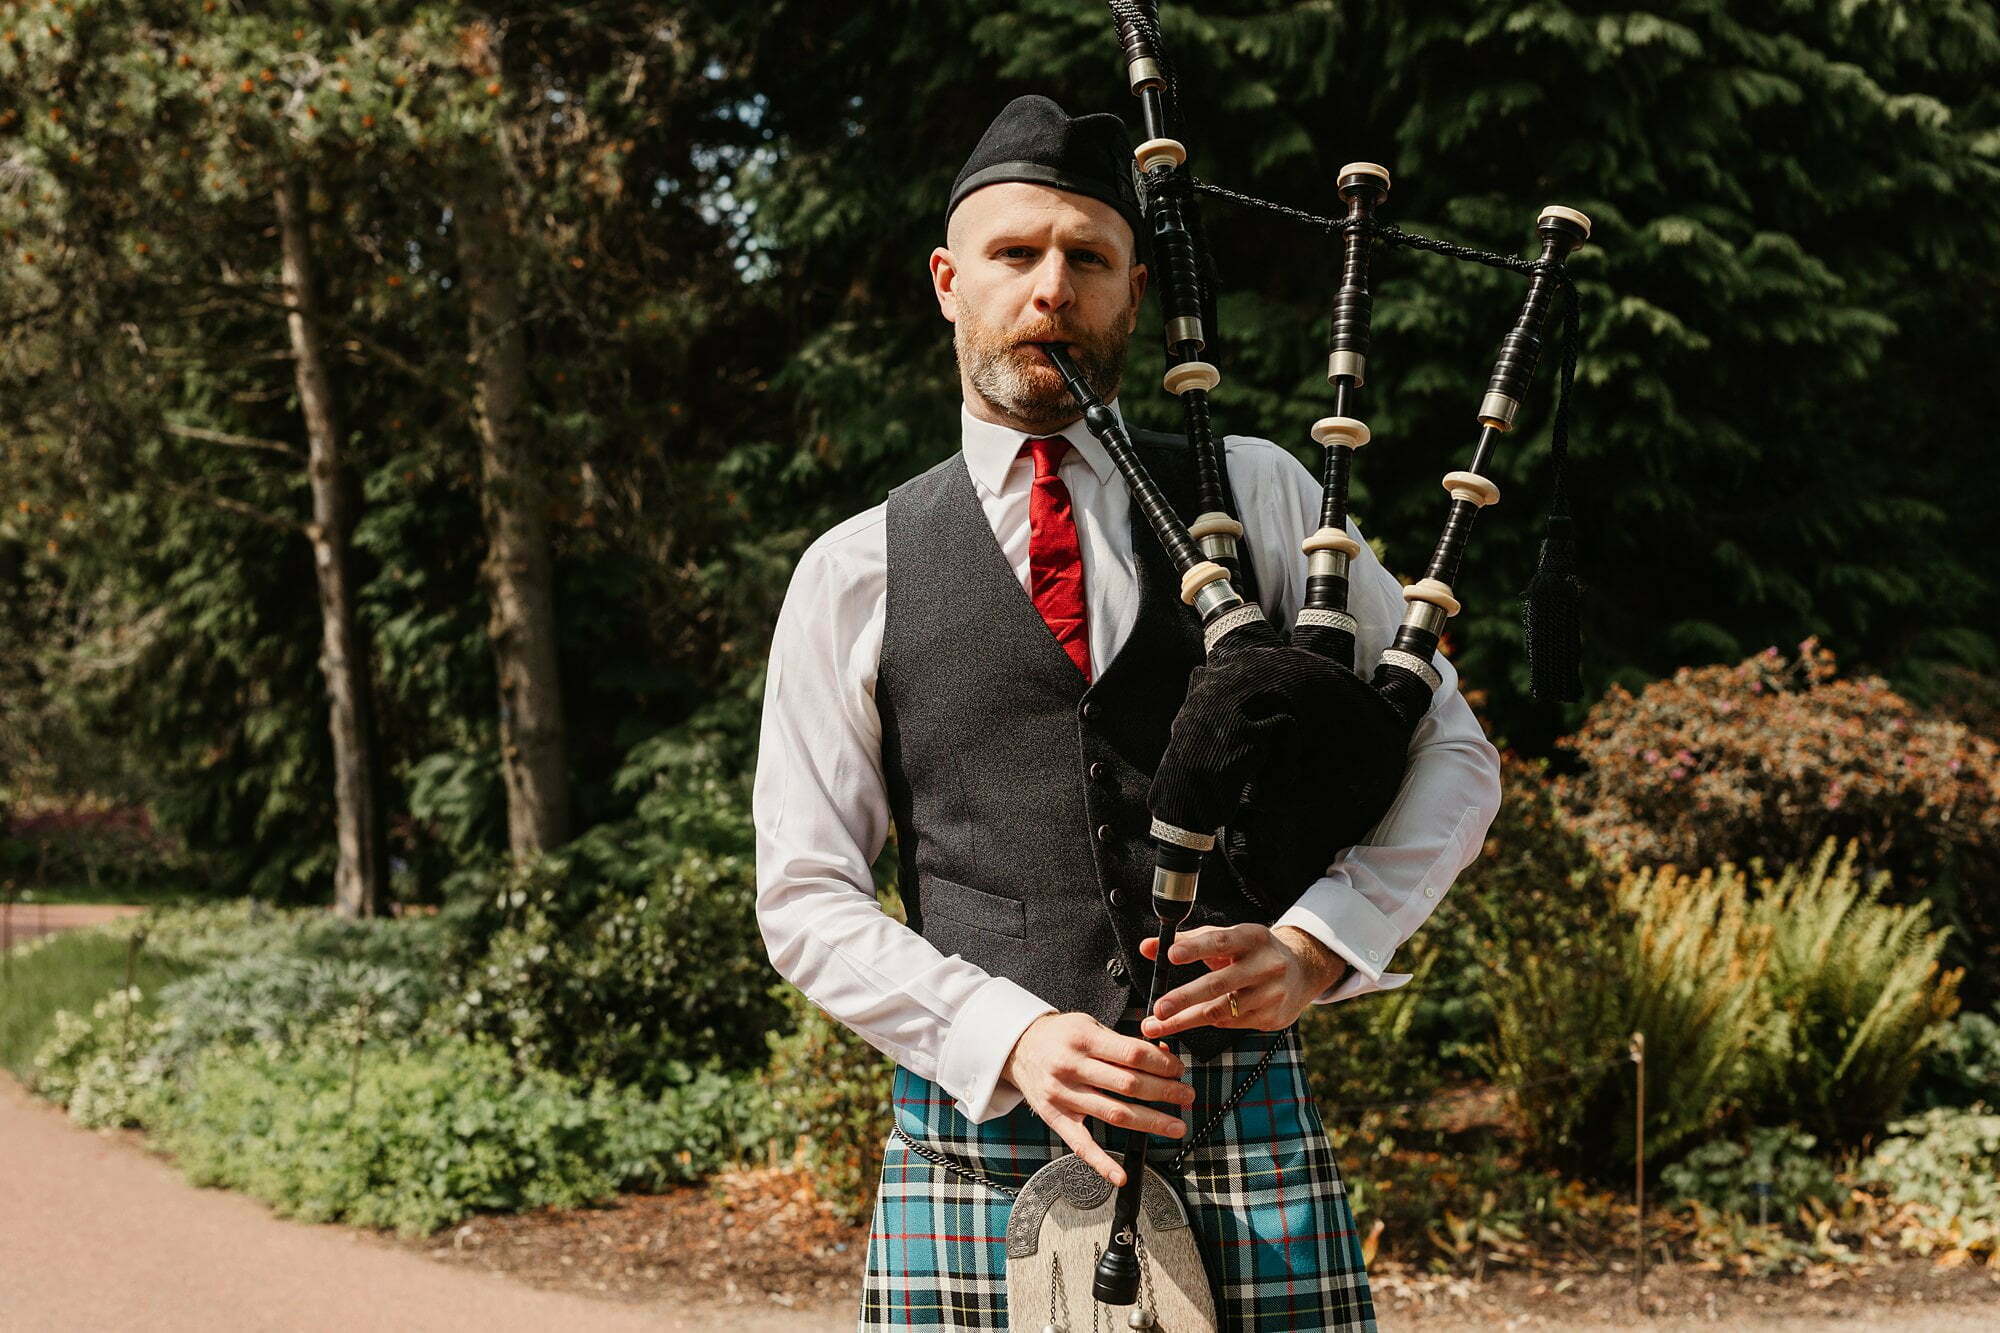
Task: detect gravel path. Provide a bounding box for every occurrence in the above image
[0,901,145,948]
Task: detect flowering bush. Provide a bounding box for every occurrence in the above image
[1552,638,2000,996]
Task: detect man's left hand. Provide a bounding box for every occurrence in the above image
[1138,924,1351,1039]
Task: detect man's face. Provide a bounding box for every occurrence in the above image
[931,182,1148,430]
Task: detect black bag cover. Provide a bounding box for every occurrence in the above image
[1147,617,1417,913]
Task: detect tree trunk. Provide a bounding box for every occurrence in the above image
[453,180,570,857]
[274,171,389,919]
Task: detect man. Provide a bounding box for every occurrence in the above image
[754,94,1502,1331]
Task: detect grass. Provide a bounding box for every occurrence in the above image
[1,877,214,908]
[0,927,197,1080]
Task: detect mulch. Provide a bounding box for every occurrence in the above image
[391,1166,2000,1327]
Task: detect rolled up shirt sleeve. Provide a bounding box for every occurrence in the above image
[752,509,1055,1122]
[1225,437,1505,1004]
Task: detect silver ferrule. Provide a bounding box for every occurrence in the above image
[1477,390,1521,429]
[1126,56,1164,91]
[1166,315,1204,348]
[1328,350,1366,386]
[1198,532,1240,562]
[1401,599,1450,636]
[1151,865,1198,905]
[1307,549,1351,581]
[1192,581,1242,620]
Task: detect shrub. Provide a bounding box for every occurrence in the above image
[152,1035,623,1237]
[28,987,175,1129]
[148,954,436,1078]
[1745,838,1962,1145]
[760,986,894,1223]
[437,741,786,1090]
[1487,858,1775,1175]
[1552,638,2000,999]
[1660,1126,1843,1220]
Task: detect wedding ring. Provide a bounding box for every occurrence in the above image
[1227,991,1240,1020]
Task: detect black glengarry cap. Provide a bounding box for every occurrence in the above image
[947,94,1143,244]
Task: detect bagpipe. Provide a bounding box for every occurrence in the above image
[1006,1,1593,1326]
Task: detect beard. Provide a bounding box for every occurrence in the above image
[954,293,1132,430]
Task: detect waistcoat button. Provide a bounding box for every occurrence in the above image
[1108,886,1127,908]
[1106,956,1128,983]
[1095,823,1112,843]
[1081,700,1100,720]
[1088,761,1109,782]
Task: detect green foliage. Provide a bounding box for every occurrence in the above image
[437,738,785,1089]
[1745,838,1962,1145]
[152,1035,621,1237]
[1554,639,2000,999]
[1911,1009,2000,1111]
[27,987,175,1129]
[1859,1105,2000,1232]
[759,986,894,1224]
[147,954,435,1077]
[1488,837,1963,1176]
[1488,855,1773,1175]
[1660,1127,1843,1220]
[0,925,195,1078]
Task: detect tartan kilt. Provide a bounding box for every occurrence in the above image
[860,1024,1377,1331]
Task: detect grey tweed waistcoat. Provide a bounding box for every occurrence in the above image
[877,428,1272,1061]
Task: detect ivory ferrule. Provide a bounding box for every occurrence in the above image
[1310,416,1371,450]
[1162,361,1219,396]
[1477,390,1521,431]
[1188,512,1245,542]
[1180,560,1231,606]
[1403,577,1461,618]
[1301,526,1362,559]
[1193,513,1243,562]
[1136,137,1187,173]
[1443,470,1501,508]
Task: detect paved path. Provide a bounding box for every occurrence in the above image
[0,901,145,948]
[0,1074,841,1331]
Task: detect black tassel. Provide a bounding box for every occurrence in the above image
[1522,511,1582,702]
[1520,275,1584,703]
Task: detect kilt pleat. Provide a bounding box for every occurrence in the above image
[859,1025,1377,1331]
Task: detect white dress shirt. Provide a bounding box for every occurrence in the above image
[753,397,1503,1122]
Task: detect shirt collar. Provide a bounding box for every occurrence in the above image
[960,398,1124,498]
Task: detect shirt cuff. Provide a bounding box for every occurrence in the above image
[935,974,1058,1123]
[1275,876,1415,1005]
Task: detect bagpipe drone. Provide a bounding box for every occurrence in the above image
[1005,1,1593,1325]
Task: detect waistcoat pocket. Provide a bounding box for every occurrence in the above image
[920,874,1028,939]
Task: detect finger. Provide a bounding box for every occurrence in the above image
[1151,958,1272,1021]
[1167,923,1261,967]
[1138,935,1160,960]
[1082,1026,1185,1080]
[1078,1057,1195,1108]
[1062,1089,1188,1139]
[1047,1110,1126,1187]
[1144,986,1281,1038]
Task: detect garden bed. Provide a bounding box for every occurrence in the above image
[394,1165,2000,1327]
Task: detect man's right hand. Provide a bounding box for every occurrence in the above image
[1001,1011,1195,1186]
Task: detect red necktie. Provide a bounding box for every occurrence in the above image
[1020,436,1093,681]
